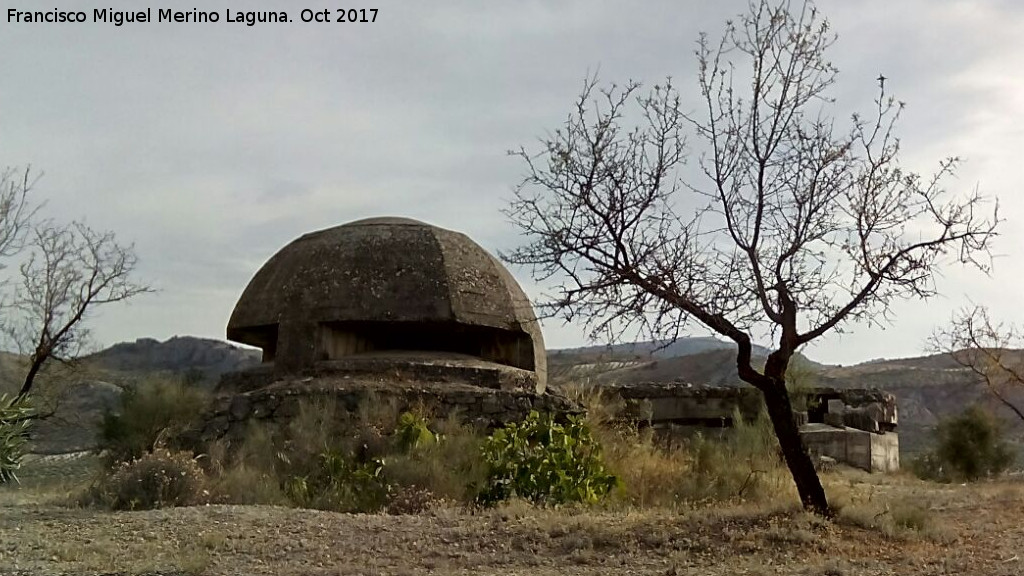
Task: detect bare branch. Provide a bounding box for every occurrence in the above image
[4,220,152,398]
[930,306,1024,423]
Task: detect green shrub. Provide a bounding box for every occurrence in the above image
[478,411,618,506]
[0,394,33,484]
[96,447,207,510]
[99,378,210,465]
[913,405,1014,482]
[395,411,438,452]
[284,450,389,512]
[385,415,486,503]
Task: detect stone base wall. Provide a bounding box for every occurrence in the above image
[199,372,577,447]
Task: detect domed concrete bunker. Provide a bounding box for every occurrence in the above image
[226,217,547,392]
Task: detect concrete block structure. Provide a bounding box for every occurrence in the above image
[199,217,567,444]
[801,423,900,473]
[597,382,900,473]
[226,217,547,393]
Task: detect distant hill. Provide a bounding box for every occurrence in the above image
[2,336,260,454]
[85,336,260,386]
[551,340,1024,458]
[552,337,773,362]
[549,338,823,386]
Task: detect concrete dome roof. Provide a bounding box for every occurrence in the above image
[227,217,546,388]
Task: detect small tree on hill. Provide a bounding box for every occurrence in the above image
[930,305,1024,424]
[504,0,998,514]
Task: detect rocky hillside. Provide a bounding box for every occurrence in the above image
[1,337,260,454]
[85,336,260,387]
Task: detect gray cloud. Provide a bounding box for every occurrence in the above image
[1,0,1021,364]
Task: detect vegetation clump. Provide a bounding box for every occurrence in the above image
[0,394,33,484]
[478,410,619,506]
[93,447,207,510]
[912,405,1015,482]
[204,400,480,513]
[79,387,791,514]
[98,377,209,465]
[284,451,389,512]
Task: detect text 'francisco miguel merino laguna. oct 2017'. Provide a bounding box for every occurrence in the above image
[6,8,379,26]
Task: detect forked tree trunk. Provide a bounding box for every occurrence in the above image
[760,379,830,515]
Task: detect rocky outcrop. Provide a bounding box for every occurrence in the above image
[86,336,260,384]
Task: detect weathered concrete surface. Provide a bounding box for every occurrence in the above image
[810,388,898,433]
[801,423,900,473]
[601,382,765,425]
[226,217,546,390]
[217,351,541,396]
[597,383,896,428]
[593,381,900,472]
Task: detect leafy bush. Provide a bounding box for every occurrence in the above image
[95,447,207,510]
[385,415,486,503]
[478,411,618,506]
[0,394,33,484]
[913,405,1014,482]
[395,411,438,451]
[284,449,390,512]
[99,378,210,465]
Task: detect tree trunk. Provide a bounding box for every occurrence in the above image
[761,380,830,515]
[17,356,44,401]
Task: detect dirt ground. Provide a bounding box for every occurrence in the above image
[2,460,1023,576]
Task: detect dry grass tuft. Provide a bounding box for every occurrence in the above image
[574,385,795,509]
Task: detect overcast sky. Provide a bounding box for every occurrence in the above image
[1,0,1022,365]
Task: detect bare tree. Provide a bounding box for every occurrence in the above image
[930,306,1024,423]
[504,0,998,514]
[5,221,151,398]
[0,166,151,401]
[0,167,39,270]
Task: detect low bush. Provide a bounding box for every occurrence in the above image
[385,415,486,503]
[577,384,787,508]
[284,450,390,512]
[99,377,210,465]
[478,410,619,506]
[912,405,1014,482]
[200,400,482,512]
[207,461,287,505]
[0,394,33,484]
[92,447,207,510]
[678,408,787,503]
[597,422,688,508]
[88,390,787,513]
